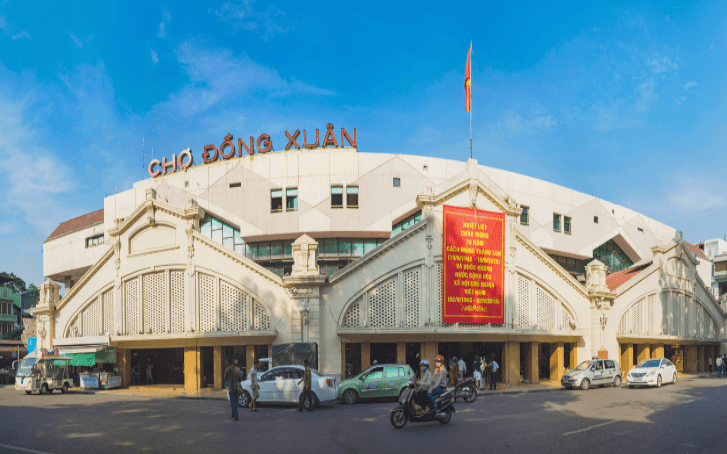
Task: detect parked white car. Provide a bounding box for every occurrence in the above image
[237,365,338,409]
[626,358,677,388]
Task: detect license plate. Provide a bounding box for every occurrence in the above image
[633,378,641,382]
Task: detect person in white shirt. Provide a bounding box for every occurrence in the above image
[457,358,466,381]
[716,355,722,378]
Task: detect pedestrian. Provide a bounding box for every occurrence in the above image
[708,356,712,374]
[716,355,722,378]
[472,356,482,391]
[480,358,488,389]
[449,357,460,386]
[131,364,140,386]
[145,359,154,384]
[223,357,242,421]
[249,359,260,412]
[429,355,448,409]
[297,359,313,412]
[489,355,499,390]
[723,355,727,378]
[457,357,466,381]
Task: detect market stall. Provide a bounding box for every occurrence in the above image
[57,346,121,389]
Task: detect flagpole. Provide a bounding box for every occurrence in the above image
[469,42,473,159]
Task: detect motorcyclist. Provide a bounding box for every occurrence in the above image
[430,355,448,409]
[417,360,434,410]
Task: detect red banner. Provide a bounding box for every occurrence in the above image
[442,205,505,324]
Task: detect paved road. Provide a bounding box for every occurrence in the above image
[1,375,726,454]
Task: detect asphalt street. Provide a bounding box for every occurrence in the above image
[1,375,726,454]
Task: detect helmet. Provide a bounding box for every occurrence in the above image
[420,359,430,368]
[435,355,444,364]
[453,356,457,361]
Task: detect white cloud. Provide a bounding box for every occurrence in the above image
[11,31,30,40]
[667,179,726,213]
[158,22,166,38]
[70,32,83,48]
[151,48,159,64]
[646,53,679,74]
[213,0,287,40]
[683,81,697,90]
[158,8,171,38]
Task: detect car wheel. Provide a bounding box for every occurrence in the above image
[304,392,318,411]
[672,373,677,384]
[237,391,251,408]
[40,384,48,395]
[613,376,622,388]
[61,383,69,394]
[438,407,453,425]
[580,378,590,390]
[342,389,358,405]
[656,375,662,388]
[390,409,407,429]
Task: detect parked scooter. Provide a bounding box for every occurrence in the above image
[454,377,477,403]
[390,381,456,429]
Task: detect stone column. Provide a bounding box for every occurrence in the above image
[213,346,223,390]
[341,342,347,378]
[620,343,633,377]
[651,344,664,359]
[636,344,650,364]
[361,342,371,371]
[246,346,255,375]
[119,348,131,387]
[685,345,697,372]
[184,346,201,392]
[697,345,705,372]
[503,342,520,386]
[569,343,578,371]
[422,342,438,368]
[524,342,538,384]
[396,342,406,365]
[549,342,564,383]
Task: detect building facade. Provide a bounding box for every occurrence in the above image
[38,146,727,391]
[0,286,21,336]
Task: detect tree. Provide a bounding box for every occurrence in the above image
[1,273,27,294]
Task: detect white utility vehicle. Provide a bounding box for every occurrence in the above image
[15,355,74,395]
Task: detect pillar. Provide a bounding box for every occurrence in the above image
[503,342,520,385]
[651,344,664,359]
[549,342,564,383]
[422,342,438,368]
[523,342,538,384]
[213,346,222,390]
[361,342,371,371]
[119,348,131,387]
[636,344,650,364]
[396,342,406,365]
[685,345,697,373]
[697,345,705,372]
[620,343,633,377]
[341,342,346,378]
[184,346,201,392]
[569,343,577,371]
[246,346,255,375]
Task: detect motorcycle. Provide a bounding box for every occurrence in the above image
[390,381,456,429]
[453,377,477,403]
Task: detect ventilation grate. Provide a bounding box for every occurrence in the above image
[535,285,556,330]
[221,281,248,331]
[647,294,655,334]
[517,274,530,329]
[342,299,361,328]
[633,300,643,334]
[103,290,113,335]
[403,269,420,327]
[142,272,166,334]
[170,271,185,333]
[125,279,139,335]
[369,278,397,328]
[435,262,443,326]
[82,298,100,337]
[253,301,271,330]
[199,274,216,332]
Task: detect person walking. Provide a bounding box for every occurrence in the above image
[145,359,154,384]
[457,357,466,381]
[223,357,242,421]
[716,355,722,378]
[708,356,712,374]
[297,359,313,412]
[249,359,260,412]
[472,356,482,391]
[489,356,499,390]
[449,357,460,386]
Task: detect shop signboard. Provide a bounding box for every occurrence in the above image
[80,375,99,389]
[27,337,36,354]
[442,205,505,324]
[102,375,122,389]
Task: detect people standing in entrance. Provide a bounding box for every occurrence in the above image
[457,357,466,381]
[146,359,154,384]
[131,364,140,386]
[708,356,713,374]
[489,356,499,390]
[429,356,448,409]
[297,359,313,412]
[472,356,482,391]
[249,359,260,412]
[449,357,460,386]
[223,357,242,421]
[716,355,722,378]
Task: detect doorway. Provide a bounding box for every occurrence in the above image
[405,343,421,374]
[370,343,396,365]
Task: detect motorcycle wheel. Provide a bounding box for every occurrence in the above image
[390,409,407,429]
[464,385,477,403]
[438,407,453,425]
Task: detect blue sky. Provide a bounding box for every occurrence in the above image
[1,1,726,287]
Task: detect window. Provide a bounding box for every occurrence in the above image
[229,182,241,188]
[286,188,298,212]
[86,234,104,247]
[393,178,400,188]
[564,216,571,235]
[553,214,561,232]
[520,206,529,225]
[346,186,359,208]
[594,216,598,224]
[271,189,283,213]
[331,186,343,208]
[391,211,423,238]
[365,366,384,380]
[591,239,634,273]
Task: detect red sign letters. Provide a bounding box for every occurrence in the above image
[442,205,505,324]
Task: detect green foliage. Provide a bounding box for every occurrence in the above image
[1,273,28,294]
[1,327,24,340]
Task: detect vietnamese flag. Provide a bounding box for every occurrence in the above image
[464,42,472,112]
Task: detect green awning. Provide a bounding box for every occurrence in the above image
[58,347,116,366]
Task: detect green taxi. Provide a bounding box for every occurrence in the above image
[338,364,415,404]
